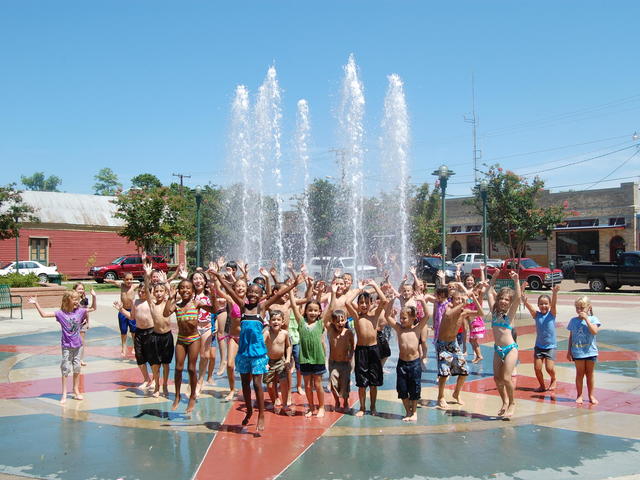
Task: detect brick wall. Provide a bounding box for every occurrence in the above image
[0,228,133,278]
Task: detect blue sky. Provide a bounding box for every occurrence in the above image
[1,1,639,198]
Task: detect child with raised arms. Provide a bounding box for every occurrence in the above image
[209,260,246,402]
[567,296,601,405]
[436,288,482,410]
[164,277,210,413]
[387,297,429,421]
[142,266,172,398]
[327,308,354,412]
[263,310,293,415]
[211,267,303,431]
[73,282,90,366]
[290,284,334,418]
[487,269,521,418]
[522,284,560,392]
[114,284,154,391]
[344,280,388,417]
[29,289,97,404]
[105,271,137,358]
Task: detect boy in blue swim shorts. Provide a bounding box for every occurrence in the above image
[105,272,138,358]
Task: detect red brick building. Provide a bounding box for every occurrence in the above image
[0,191,186,279]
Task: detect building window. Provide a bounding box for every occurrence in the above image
[29,238,48,264]
[465,225,482,233]
[556,218,600,229]
[450,225,462,233]
[609,217,625,226]
[467,235,481,253]
[556,231,599,263]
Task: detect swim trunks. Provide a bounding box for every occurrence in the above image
[235,352,268,375]
[264,357,288,384]
[329,360,351,398]
[436,340,469,377]
[396,358,422,400]
[377,329,391,359]
[150,331,174,365]
[133,327,154,366]
[354,344,383,388]
[534,346,556,360]
[118,309,136,335]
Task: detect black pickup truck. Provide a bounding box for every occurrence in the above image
[574,251,640,292]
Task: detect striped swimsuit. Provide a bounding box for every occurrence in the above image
[176,305,200,345]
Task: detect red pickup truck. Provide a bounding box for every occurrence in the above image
[471,258,563,290]
[88,254,169,283]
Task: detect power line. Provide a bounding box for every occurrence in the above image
[583,148,640,190]
[481,134,630,162]
[548,174,640,190]
[520,143,639,176]
[480,94,640,138]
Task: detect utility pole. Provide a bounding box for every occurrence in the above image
[464,75,481,184]
[172,173,191,189]
[329,148,347,184]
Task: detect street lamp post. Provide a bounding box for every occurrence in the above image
[480,179,488,265]
[432,165,455,271]
[14,215,19,275]
[195,186,202,268]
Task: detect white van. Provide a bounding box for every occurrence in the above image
[452,253,502,275]
[308,257,377,281]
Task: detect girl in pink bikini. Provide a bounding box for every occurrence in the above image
[211,274,246,402]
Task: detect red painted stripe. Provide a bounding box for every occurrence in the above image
[195,391,358,480]
[0,344,131,358]
[458,375,640,415]
[0,366,144,399]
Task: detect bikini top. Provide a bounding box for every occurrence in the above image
[491,313,513,330]
[176,306,199,323]
[241,313,263,323]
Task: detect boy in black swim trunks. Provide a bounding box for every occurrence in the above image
[387,299,429,421]
[344,280,388,417]
[143,265,174,397]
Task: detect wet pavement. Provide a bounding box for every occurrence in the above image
[0,292,638,479]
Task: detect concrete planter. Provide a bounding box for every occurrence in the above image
[11,284,67,309]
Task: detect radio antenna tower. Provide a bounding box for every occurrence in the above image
[464,74,481,184]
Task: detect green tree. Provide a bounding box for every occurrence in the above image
[0,184,38,240]
[93,168,122,195]
[112,186,193,253]
[473,166,565,260]
[304,178,338,257]
[131,173,162,190]
[21,172,62,192]
[410,182,441,254]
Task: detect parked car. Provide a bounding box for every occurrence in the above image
[0,260,60,283]
[573,251,640,292]
[416,256,456,286]
[452,253,503,275]
[471,258,563,290]
[88,254,168,283]
[308,257,377,281]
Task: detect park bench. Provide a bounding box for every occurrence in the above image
[0,284,23,319]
